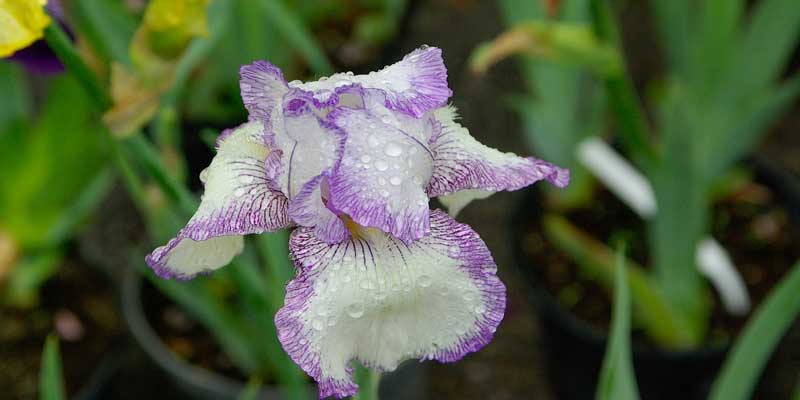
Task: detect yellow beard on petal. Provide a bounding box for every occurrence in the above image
[341,215,381,240]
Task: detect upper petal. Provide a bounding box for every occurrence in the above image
[146,121,291,279]
[427,105,570,201]
[276,210,505,398]
[289,46,452,117]
[239,60,290,148]
[326,107,435,243]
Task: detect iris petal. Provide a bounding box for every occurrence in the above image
[326,107,435,243]
[289,46,452,118]
[427,106,570,210]
[146,122,290,279]
[276,210,505,398]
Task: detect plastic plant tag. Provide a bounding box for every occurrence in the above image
[576,137,751,315]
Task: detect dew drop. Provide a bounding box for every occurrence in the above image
[234,188,246,197]
[375,160,389,171]
[378,177,387,185]
[359,280,375,290]
[360,155,372,163]
[372,290,388,300]
[390,176,403,186]
[474,304,487,314]
[463,291,476,301]
[384,143,403,157]
[312,319,325,331]
[367,136,380,148]
[448,245,461,256]
[381,190,390,197]
[346,303,365,318]
[418,275,432,287]
[239,175,254,184]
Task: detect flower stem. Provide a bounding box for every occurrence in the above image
[42,23,111,111]
[353,365,381,400]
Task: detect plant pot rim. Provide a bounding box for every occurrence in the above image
[120,267,297,399]
[510,156,800,359]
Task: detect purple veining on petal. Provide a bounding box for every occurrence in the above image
[426,106,570,199]
[275,210,504,399]
[288,174,349,244]
[364,46,453,118]
[325,107,434,243]
[239,60,289,147]
[146,122,291,279]
[279,93,349,201]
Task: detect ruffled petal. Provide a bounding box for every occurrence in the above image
[276,210,505,398]
[288,174,349,244]
[276,97,347,200]
[146,235,244,280]
[427,106,570,199]
[289,46,452,117]
[326,107,435,243]
[239,60,289,147]
[146,121,290,279]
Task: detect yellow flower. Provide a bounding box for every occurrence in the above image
[140,0,210,58]
[0,0,51,58]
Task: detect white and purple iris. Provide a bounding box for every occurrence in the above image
[146,46,568,398]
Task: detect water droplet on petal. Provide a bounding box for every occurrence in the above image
[361,155,372,163]
[390,177,402,186]
[418,275,432,287]
[378,177,387,185]
[372,290,388,300]
[346,303,365,318]
[384,143,403,157]
[375,160,389,171]
[312,319,325,331]
[234,188,246,197]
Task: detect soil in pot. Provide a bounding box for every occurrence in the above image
[0,252,124,399]
[516,170,800,399]
[140,279,255,386]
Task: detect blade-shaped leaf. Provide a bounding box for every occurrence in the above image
[595,249,640,400]
[70,0,137,64]
[256,0,333,76]
[39,335,66,400]
[709,260,800,400]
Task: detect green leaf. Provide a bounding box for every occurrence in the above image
[70,0,137,64]
[709,259,800,400]
[238,378,262,400]
[4,251,63,308]
[39,335,66,400]
[729,0,800,97]
[0,62,31,133]
[595,249,640,400]
[543,215,695,347]
[256,0,333,76]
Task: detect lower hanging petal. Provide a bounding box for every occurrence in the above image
[276,210,505,398]
[146,121,290,279]
[146,235,244,280]
[427,105,570,199]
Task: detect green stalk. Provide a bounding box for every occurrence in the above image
[353,365,381,400]
[589,0,657,171]
[42,23,111,110]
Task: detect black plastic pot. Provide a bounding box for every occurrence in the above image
[121,267,427,400]
[511,157,800,400]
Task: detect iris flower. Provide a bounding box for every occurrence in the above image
[147,46,568,398]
